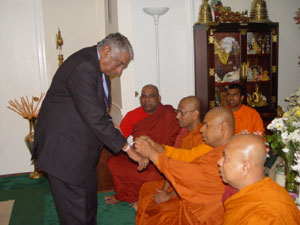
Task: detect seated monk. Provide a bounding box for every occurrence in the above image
[218,134,300,224]
[224,83,266,201]
[227,83,265,134]
[105,84,180,205]
[136,96,207,220]
[135,107,235,225]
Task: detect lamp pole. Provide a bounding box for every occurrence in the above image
[143,7,169,90]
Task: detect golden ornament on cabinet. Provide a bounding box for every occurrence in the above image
[197,0,213,24]
[250,0,271,23]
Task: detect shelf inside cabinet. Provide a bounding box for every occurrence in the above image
[215,81,240,87]
[247,53,271,57]
[247,80,270,84]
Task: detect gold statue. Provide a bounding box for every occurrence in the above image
[262,70,269,81]
[251,84,267,107]
[214,39,230,65]
[252,84,262,104]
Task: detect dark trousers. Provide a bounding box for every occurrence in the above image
[48,169,97,225]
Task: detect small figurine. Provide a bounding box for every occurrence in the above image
[252,84,262,104]
[262,70,269,81]
[252,67,259,81]
[211,0,223,17]
[247,68,254,81]
[265,36,271,54]
[252,37,259,54]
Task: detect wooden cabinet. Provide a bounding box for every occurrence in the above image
[193,22,279,126]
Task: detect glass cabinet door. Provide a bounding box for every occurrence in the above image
[213,32,241,107]
[246,31,272,109]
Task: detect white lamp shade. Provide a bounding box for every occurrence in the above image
[143,7,169,16]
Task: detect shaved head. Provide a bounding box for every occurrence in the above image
[218,134,266,189]
[228,134,267,166]
[179,96,200,112]
[142,84,159,95]
[176,96,201,131]
[200,107,235,147]
[140,84,161,114]
[209,107,235,135]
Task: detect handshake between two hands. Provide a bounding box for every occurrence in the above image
[126,136,161,171]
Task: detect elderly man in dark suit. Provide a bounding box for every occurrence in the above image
[32,33,148,225]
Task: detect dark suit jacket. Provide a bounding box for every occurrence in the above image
[33,46,126,185]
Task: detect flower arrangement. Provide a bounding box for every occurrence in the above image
[7,93,45,179]
[7,93,45,120]
[266,87,300,192]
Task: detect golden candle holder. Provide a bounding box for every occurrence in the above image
[197,0,213,24]
[250,0,271,23]
[56,28,64,67]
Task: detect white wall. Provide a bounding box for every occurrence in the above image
[0,0,106,176]
[131,0,195,108]
[42,0,105,84]
[0,0,45,175]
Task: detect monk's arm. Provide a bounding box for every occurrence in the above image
[164,144,213,162]
[155,153,203,197]
[253,112,265,134]
[162,180,171,192]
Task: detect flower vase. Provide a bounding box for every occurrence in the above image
[284,157,298,198]
[24,117,43,179]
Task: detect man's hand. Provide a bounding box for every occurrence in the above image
[135,137,160,163]
[137,136,165,153]
[153,190,171,204]
[126,147,149,171]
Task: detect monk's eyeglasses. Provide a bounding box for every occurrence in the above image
[176,109,196,116]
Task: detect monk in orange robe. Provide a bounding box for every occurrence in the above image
[226,83,265,134]
[218,134,300,224]
[136,96,209,220]
[135,107,235,225]
[224,84,266,202]
[105,84,180,205]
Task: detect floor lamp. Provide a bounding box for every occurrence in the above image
[143,7,169,90]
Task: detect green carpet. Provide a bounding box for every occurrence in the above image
[45,192,136,225]
[0,174,136,225]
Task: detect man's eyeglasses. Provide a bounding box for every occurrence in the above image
[176,109,196,116]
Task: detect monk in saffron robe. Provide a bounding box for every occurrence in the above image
[136,96,209,221]
[224,84,266,202]
[135,107,235,225]
[218,134,300,225]
[227,83,265,134]
[105,84,180,205]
